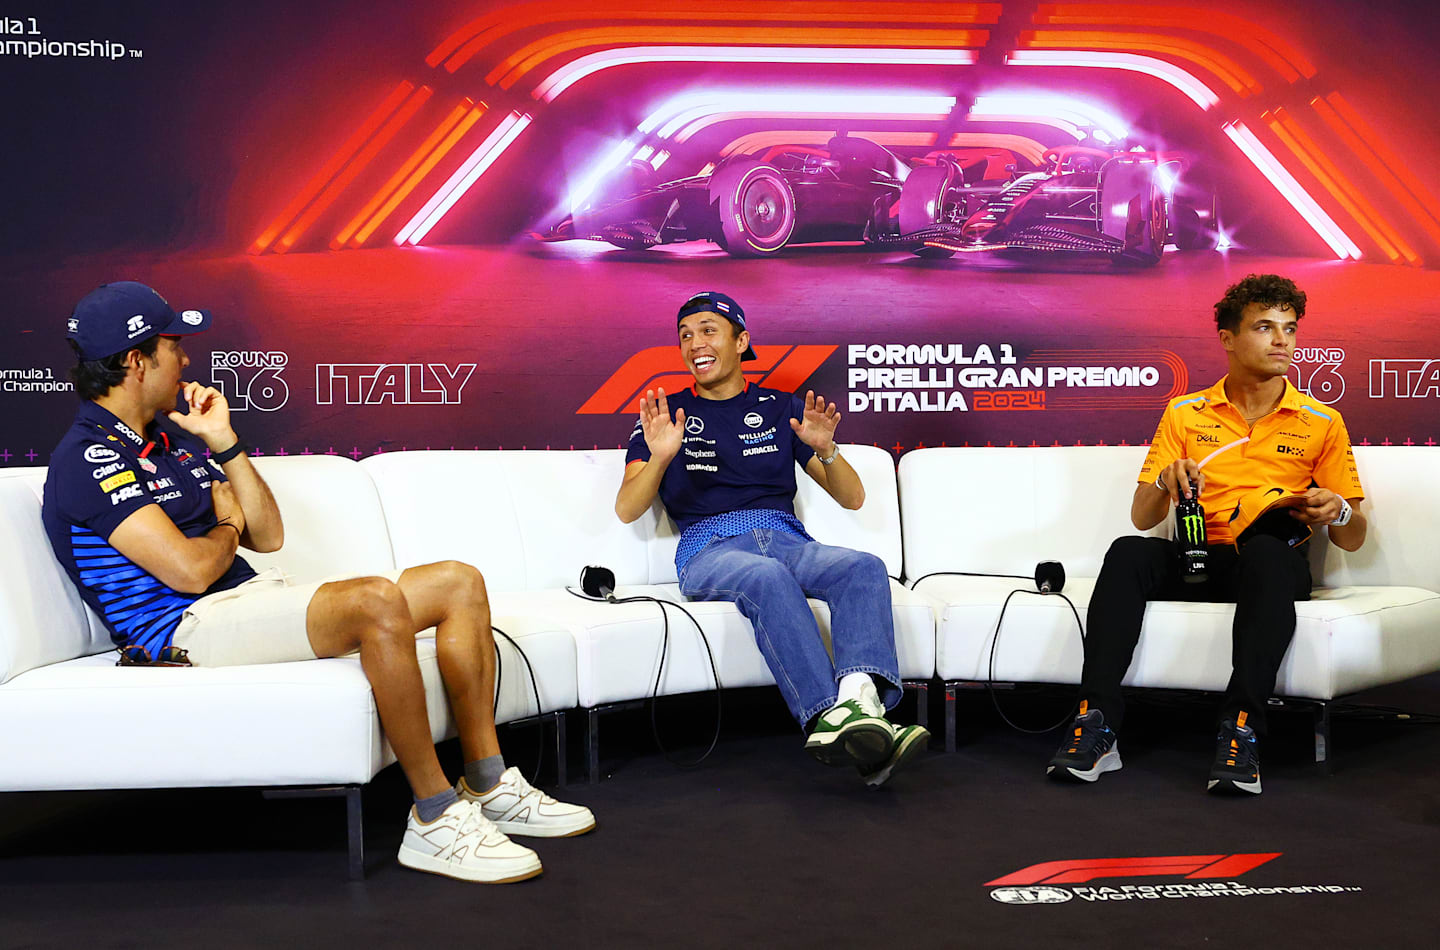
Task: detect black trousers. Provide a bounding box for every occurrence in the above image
[1079,534,1312,735]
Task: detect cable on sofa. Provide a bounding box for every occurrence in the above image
[566,586,724,768]
[491,624,546,784]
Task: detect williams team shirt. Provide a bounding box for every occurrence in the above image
[626,384,817,572]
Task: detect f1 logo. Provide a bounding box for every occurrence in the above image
[986,853,1282,886]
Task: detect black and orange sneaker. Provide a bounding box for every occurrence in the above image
[1207,713,1262,795]
[1047,702,1122,783]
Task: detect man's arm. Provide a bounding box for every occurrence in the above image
[1288,489,1368,551]
[615,388,683,523]
[169,381,283,551]
[107,505,242,594]
[1132,459,1205,530]
[792,391,864,509]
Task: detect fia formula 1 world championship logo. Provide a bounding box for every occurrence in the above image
[986,853,1362,905]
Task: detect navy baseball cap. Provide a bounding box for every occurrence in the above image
[67,281,213,361]
[677,291,757,361]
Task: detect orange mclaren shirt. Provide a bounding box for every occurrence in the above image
[1138,376,1365,544]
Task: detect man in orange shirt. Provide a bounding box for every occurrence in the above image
[1047,274,1367,795]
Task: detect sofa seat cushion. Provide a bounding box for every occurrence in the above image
[920,575,1440,700]
[0,620,579,792]
[492,581,934,710]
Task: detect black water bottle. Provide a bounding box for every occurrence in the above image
[1176,489,1208,583]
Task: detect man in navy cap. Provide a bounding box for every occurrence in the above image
[44,281,593,883]
[614,291,928,786]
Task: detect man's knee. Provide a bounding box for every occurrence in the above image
[1104,534,1156,567]
[432,559,488,608]
[349,576,413,637]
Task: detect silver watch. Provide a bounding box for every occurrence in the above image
[818,444,840,466]
[1331,497,1353,527]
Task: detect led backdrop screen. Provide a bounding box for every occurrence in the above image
[3,0,1439,468]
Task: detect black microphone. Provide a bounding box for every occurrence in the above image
[1035,560,1066,595]
[580,565,617,602]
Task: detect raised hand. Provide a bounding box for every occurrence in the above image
[167,381,237,451]
[788,390,840,454]
[639,388,685,462]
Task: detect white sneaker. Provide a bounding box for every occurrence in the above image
[459,767,597,838]
[397,800,543,883]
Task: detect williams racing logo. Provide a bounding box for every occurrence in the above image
[985,853,1361,905]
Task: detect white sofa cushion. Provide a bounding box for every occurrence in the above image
[245,455,396,582]
[0,474,111,684]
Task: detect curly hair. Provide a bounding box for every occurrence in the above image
[67,336,161,401]
[1213,274,1307,332]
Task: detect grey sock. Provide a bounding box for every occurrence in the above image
[414,787,458,823]
[465,754,507,793]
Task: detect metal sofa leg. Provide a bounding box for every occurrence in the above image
[263,784,366,879]
[1313,701,1332,774]
[945,683,958,753]
[902,681,930,743]
[346,785,365,881]
[587,707,601,785]
[554,710,568,788]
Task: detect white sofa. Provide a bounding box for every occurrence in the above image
[0,444,924,873]
[899,446,1440,757]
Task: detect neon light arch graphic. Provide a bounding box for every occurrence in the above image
[247,1,1431,264]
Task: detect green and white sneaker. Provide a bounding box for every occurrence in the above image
[805,684,895,768]
[859,722,930,788]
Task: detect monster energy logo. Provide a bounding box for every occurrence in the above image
[1182,512,1206,545]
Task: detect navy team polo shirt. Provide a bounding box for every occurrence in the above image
[42,402,256,656]
[626,383,818,570]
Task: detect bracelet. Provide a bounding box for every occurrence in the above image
[1331,497,1353,527]
[1154,472,1167,492]
[818,443,841,466]
[211,441,244,465]
[212,522,241,540]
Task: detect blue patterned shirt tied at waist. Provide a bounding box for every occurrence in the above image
[675,508,813,575]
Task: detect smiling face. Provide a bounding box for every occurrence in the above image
[678,311,749,392]
[1220,302,1298,382]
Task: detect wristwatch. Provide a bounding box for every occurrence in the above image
[818,443,841,466]
[1331,497,1353,527]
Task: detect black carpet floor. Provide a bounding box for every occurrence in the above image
[3,679,1439,949]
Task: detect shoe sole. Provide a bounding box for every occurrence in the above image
[1046,745,1123,783]
[397,847,544,883]
[806,720,893,768]
[1207,776,1262,795]
[862,726,930,788]
[491,815,597,838]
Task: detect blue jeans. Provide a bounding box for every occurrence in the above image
[679,530,902,728]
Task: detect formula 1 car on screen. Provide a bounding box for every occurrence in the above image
[536,134,1215,265]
